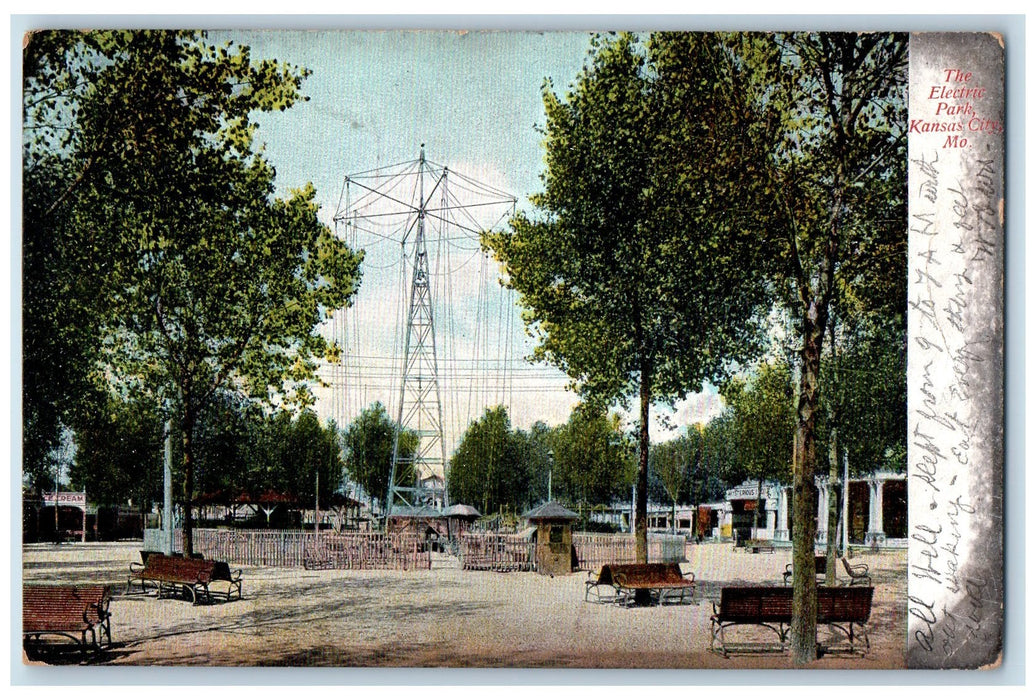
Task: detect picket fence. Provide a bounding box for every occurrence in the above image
[573,533,686,570]
[143,529,430,570]
[459,533,535,571]
[457,531,686,573]
[143,528,685,572]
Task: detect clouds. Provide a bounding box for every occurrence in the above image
[222,31,730,466]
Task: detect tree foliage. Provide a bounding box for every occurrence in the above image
[66,392,165,508]
[447,406,529,516]
[743,31,908,663]
[819,313,907,475]
[721,361,795,486]
[549,404,635,512]
[482,32,775,562]
[342,402,418,511]
[251,410,345,509]
[68,390,346,518]
[22,31,364,554]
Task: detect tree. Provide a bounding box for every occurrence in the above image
[342,403,417,512]
[67,392,164,510]
[650,437,690,533]
[190,391,259,499]
[750,32,908,664]
[448,406,526,516]
[254,410,345,512]
[482,33,774,568]
[520,421,556,507]
[722,361,795,538]
[22,32,124,490]
[23,31,364,555]
[550,405,635,516]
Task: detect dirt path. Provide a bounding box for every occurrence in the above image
[21,540,907,668]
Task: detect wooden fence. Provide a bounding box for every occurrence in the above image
[459,533,535,572]
[143,528,685,572]
[143,529,430,570]
[457,532,686,573]
[573,533,686,571]
[305,532,430,571]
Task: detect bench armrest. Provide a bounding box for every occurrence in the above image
[843,558,869,574]
[683,571,695,584]
[229,569,243,582]
[129,561,145,573]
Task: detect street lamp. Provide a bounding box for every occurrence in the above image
[547,450,554,502]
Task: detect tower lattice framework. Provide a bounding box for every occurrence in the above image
[386,146,447,515]
[336,145,516,523]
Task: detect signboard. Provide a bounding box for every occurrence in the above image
[42,491,87,508]
[725,482,776,501]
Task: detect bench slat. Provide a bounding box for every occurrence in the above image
[128,553,242,604]
[23,584,112,655]
[711,586,873,657]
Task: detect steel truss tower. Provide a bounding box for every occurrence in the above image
[385,146,447,515]
[335,145,516,522]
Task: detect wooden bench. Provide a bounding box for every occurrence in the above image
[710,586,874,656]
[744,539,776,553]
[783,555,828,586]
[23,584,112,657]
[140,549,203,564]
[128,553,242,604]
[817,585,873,654]
[585,565,622,603]
[586,563,695,606]
[841,557,871,586]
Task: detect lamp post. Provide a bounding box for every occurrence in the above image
[163,402,173,555]
[547,450,554,502]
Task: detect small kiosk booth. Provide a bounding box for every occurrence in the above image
[523,501,578,576]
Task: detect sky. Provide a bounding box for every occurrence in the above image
[207,30,727,459]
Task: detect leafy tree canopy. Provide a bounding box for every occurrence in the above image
[482,32,777,561]
[342,402,418,511]
[22,31,363,554]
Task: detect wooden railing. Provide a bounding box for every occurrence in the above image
[143,529,685,572]
[307,532,430,570]
[459,533,535,572]
[573,533,686,570]
[143,529,430,570]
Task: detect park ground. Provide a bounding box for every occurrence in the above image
[21,540,907,669]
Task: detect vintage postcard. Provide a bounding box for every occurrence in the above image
[18,25,1005,674]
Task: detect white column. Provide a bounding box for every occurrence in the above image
[775,488,789,541]
[867,479,885,544]
[875,481,885,534]
[816,482,829,544]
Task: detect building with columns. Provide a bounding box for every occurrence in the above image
[635,472,907,549]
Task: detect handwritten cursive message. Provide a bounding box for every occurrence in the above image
[906,33,1004,669]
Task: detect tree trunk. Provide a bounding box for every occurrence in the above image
[790,308,824,665]
[181,406,196,557]
[754,476,763,539]
[825,425,840,582]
